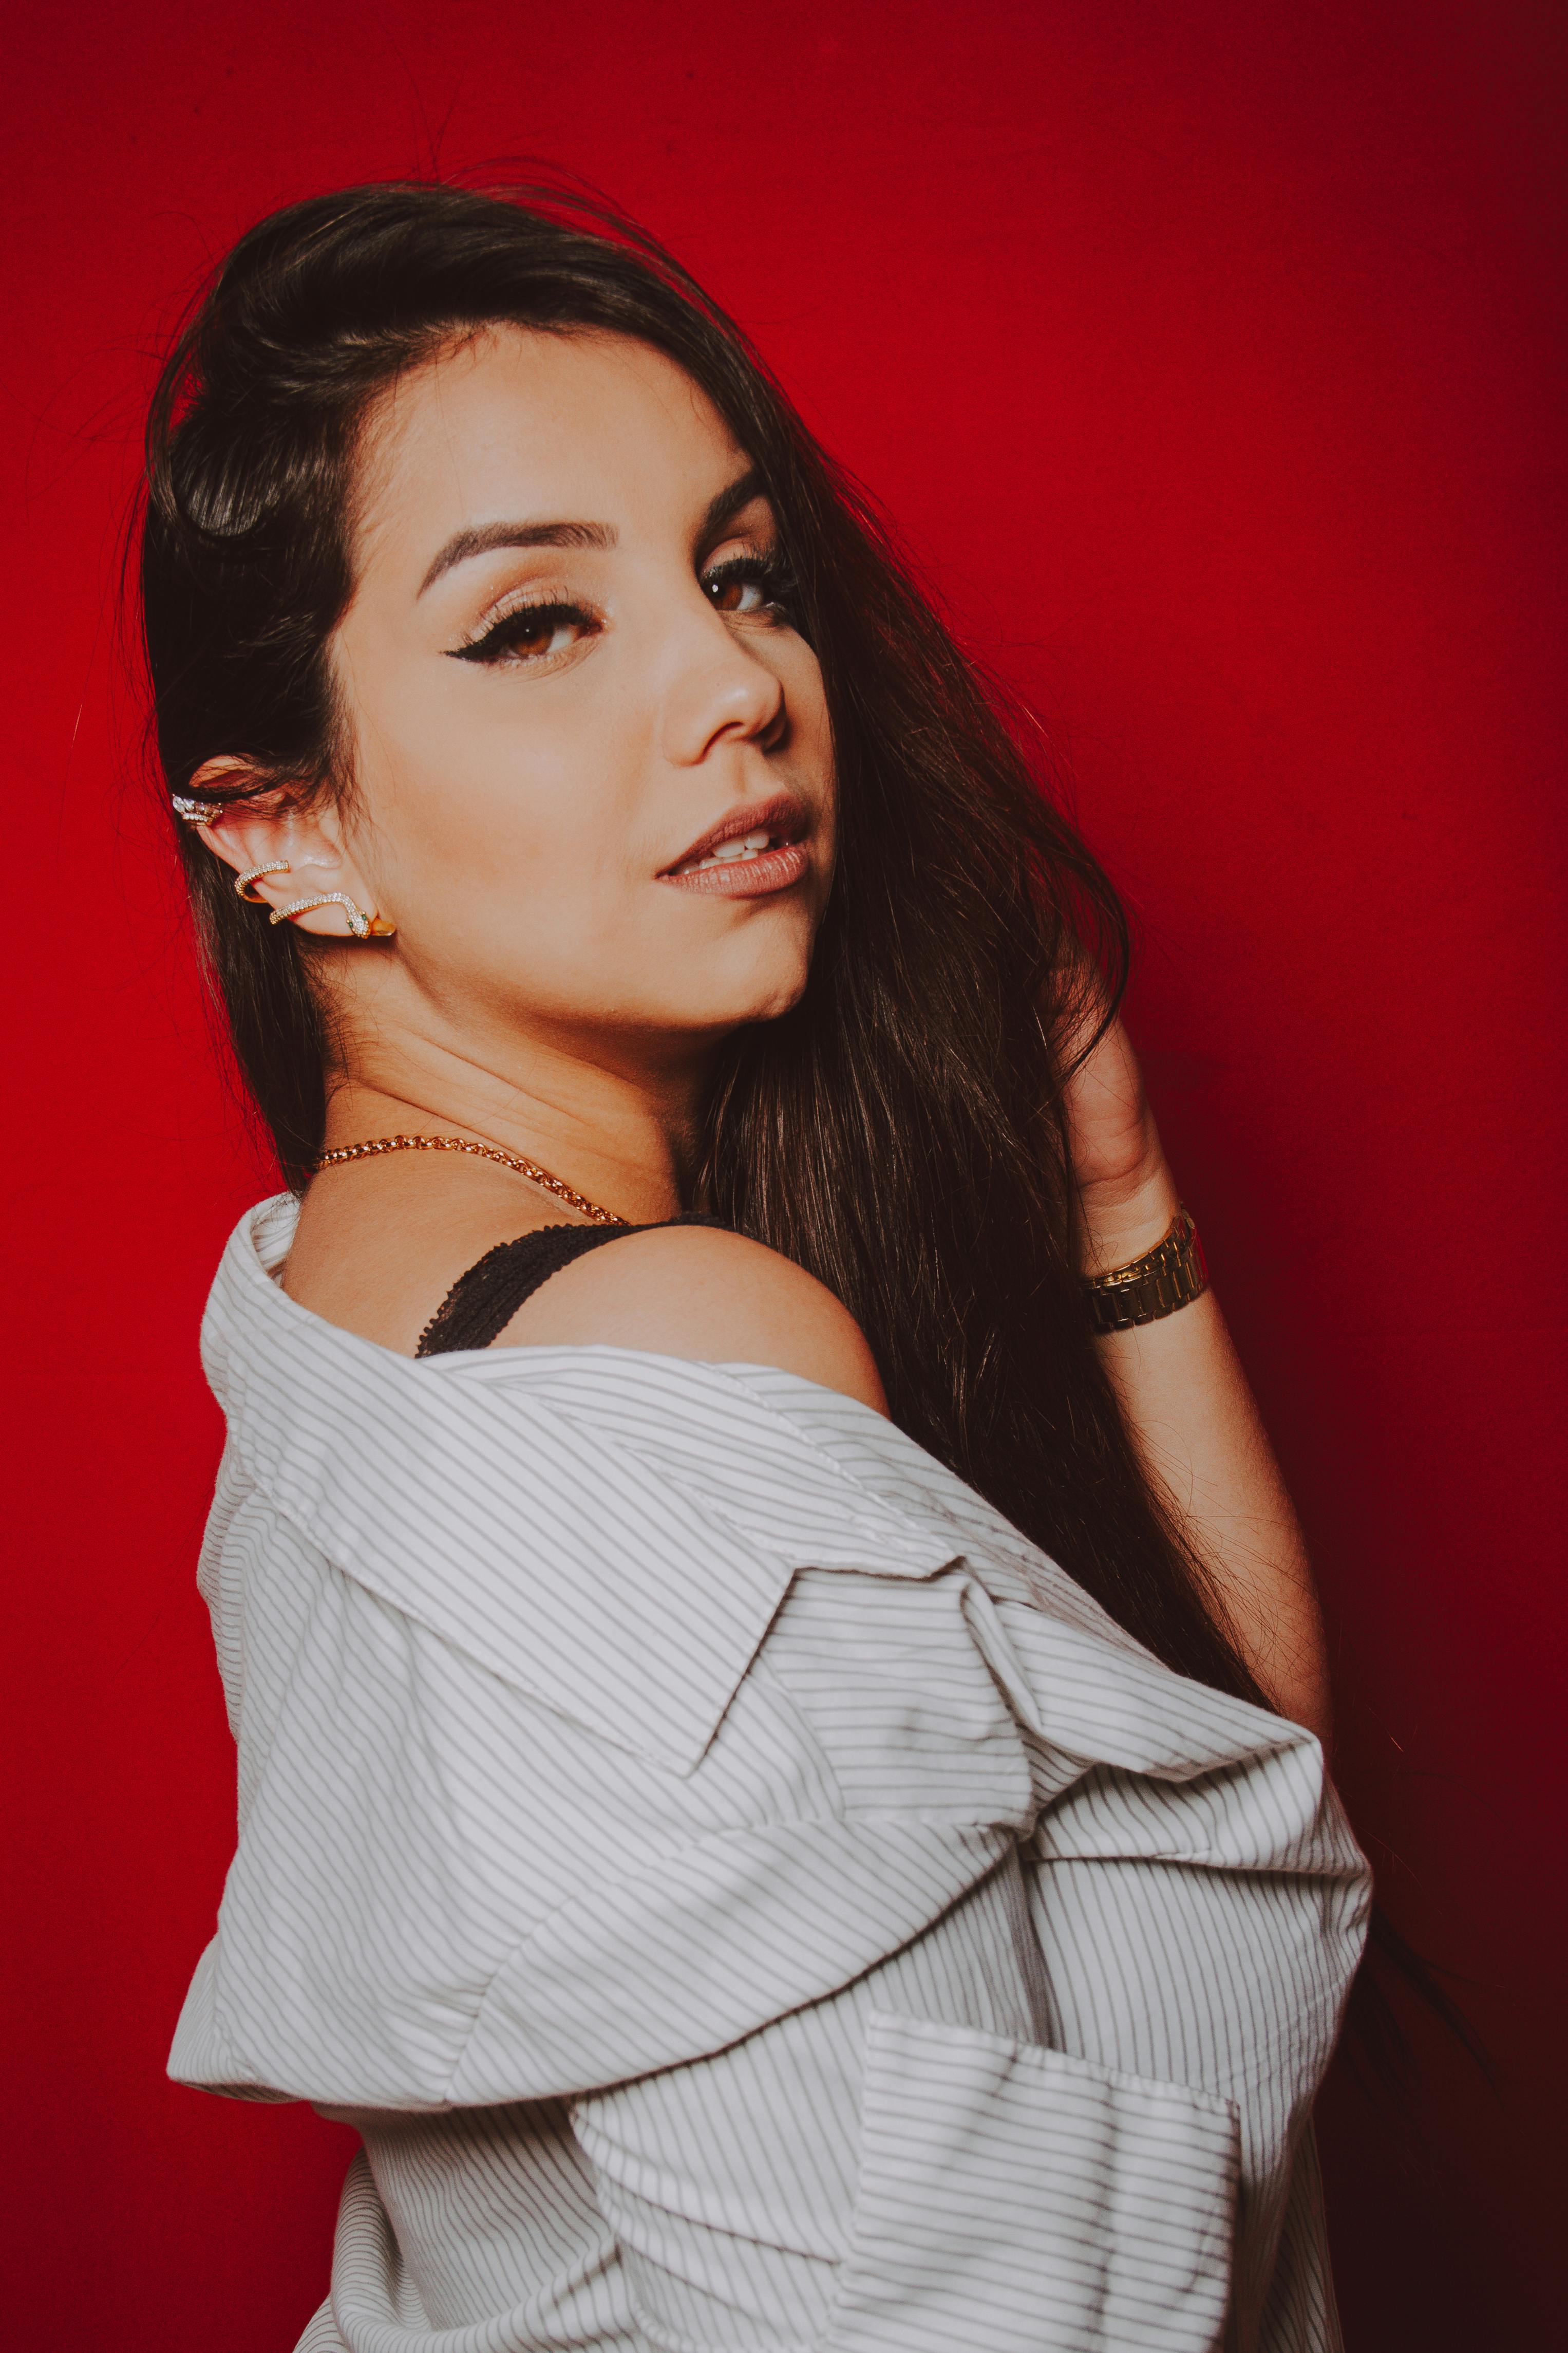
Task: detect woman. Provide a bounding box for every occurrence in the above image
[147,181,1368,2351]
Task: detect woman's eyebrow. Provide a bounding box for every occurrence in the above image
[417,468,765,596]
[697,468,766,547]
[418,518,616,596]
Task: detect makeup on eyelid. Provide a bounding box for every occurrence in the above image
[446,549,797,665]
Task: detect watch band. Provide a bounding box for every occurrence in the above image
[1084,1205,1210,1334]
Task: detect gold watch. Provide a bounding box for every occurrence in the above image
[1084,1206,1209,1334]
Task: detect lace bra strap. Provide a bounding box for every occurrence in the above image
[415,1216,721,1357]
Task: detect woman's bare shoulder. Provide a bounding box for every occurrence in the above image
[280,1156,573,1356]
[498,1223,889,1416]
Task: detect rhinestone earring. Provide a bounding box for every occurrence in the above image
[234,860,291,904]
[269,892,396,940]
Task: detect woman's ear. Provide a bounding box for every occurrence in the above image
[187,759,390,939]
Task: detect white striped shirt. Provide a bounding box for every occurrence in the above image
[172,1194,1370,2351]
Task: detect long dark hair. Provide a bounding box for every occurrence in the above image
[143,176,1250,1697]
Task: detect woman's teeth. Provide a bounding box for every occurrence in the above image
[679,828,780,873]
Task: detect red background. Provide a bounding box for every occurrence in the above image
[3,4,1562,2344]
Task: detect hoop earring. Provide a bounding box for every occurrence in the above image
[235,860,291,903]
[269,892,396,941]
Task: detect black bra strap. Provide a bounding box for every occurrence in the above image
[415,1216,721,1357]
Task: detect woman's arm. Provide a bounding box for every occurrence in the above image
[1063,1013,1333,1746]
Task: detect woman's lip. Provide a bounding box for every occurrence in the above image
[657,842,810,898]
[660,792,807,875]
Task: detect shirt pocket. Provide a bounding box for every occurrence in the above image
[821,2009,1239,2353]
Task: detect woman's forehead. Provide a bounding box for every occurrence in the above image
[351,326,749,578]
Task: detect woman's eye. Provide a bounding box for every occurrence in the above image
[448,603,597,666]
[703,559,790,620]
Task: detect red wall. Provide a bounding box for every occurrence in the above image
[4,4,1561,2343]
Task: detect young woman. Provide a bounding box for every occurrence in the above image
[147,181,1368,2352]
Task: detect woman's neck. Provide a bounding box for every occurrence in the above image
[322,1022,714,1229]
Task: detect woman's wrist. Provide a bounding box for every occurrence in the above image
[1075,1160,1182,1281]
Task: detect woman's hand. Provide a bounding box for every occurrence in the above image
[1060,1007,1181,1277]
[1056,989,1333,1742]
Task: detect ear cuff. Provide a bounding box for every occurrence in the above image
[235,861,291,903]
[267,891,396,939]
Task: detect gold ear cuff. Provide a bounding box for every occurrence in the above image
[268,892,396,940]
[235,860,291,903]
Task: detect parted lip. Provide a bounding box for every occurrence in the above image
[658,792,809,875]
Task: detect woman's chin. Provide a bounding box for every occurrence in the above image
[665,933,817,1034]
[722,956,816,1030]
[662,980,808,1043]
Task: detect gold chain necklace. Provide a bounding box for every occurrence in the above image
[310,1133,627,1226]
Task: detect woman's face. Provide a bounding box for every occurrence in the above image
[330,326,836,1057]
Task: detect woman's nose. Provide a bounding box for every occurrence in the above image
[657,624,786,768]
